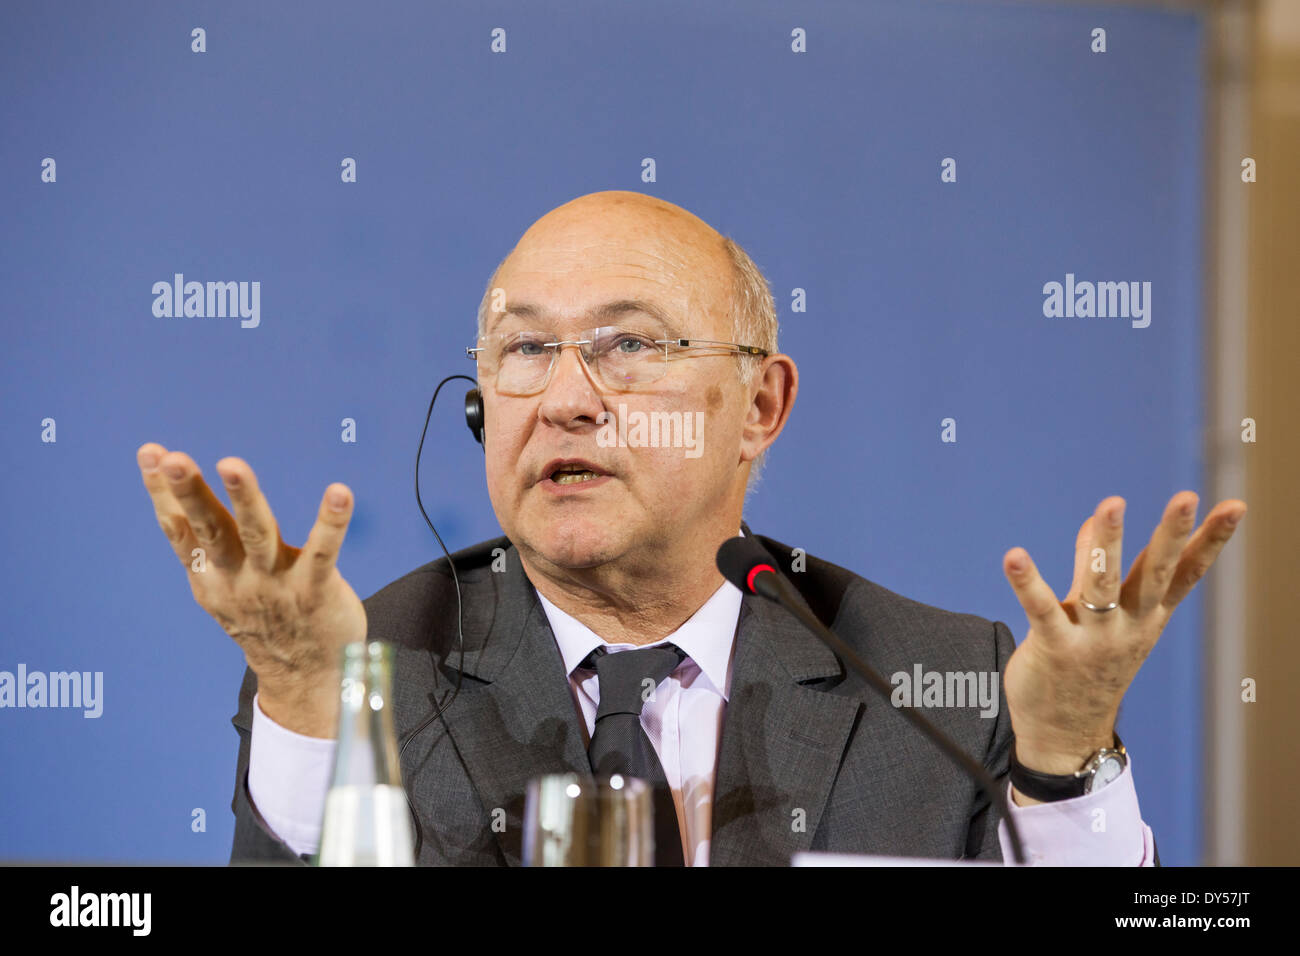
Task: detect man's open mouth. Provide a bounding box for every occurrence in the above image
[542,459,610,486]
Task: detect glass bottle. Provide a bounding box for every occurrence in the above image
[317,641,415,866]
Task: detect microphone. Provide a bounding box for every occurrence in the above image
[716,536,1026,865]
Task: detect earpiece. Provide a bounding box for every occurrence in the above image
[465,388,485,446]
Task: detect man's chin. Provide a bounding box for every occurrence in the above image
[519,517,635,571]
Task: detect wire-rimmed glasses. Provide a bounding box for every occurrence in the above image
[466,326,768,396]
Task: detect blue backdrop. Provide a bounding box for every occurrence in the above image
[0,0,1206,863]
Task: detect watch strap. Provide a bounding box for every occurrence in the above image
[1008,732,1125,802]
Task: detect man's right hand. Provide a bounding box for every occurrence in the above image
[137,442,365,738]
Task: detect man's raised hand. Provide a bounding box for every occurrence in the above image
[137,442,365,737]
[999,491,1246,798]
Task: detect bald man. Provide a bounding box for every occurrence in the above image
[138,191,1245,866]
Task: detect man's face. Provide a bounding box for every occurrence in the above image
[479,199,751,575]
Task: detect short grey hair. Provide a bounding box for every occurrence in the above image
[720,236,778,385]
[474,234,779,492]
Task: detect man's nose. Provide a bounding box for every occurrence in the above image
[537,344,606,429]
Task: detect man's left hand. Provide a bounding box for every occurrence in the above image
[1000,491,1246,804]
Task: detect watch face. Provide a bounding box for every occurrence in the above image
[1087,755,1125,793]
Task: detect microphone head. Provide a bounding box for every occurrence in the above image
[716,536,779,594]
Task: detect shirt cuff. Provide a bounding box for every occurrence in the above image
[248,691,337,857]
[997,752,1156,866]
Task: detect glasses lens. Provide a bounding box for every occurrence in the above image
[492,331,553,394]
[590,327,666,388]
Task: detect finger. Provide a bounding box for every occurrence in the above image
[1003,548,1072,641]
[1162,500,1247,610]
[215,457,283,574]
[158,451,244,572]
[1121,491,1199,616]
[298,484,356,590]
[138,442,202,571]
[1078,496,1125,611]
[1066,516,1093,601]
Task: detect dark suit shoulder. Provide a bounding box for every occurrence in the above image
[361,534,513,652]
[753,531,1004,669]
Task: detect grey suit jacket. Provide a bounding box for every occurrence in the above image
[229,529,1151,866]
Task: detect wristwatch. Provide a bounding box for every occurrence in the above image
[1008,732,1127,802]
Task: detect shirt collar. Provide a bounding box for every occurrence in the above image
[534,530,745,702]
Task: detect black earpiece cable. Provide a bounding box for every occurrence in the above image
[397,372,479,860]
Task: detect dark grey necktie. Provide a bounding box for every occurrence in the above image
[582,643,687,866]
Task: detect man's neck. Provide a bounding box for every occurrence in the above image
[517,530,741,646]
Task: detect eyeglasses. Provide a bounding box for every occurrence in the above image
[466,326,768,396]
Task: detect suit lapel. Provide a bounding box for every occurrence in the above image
[709,578,862,866]
[436,547,592,866]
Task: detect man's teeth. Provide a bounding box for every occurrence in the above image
[552,470,599,485]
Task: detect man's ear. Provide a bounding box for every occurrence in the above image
[740,354,798,464]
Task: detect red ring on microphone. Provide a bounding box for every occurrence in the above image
[746,564,777,593]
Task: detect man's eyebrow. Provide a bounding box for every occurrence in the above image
[492,299,676,331]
